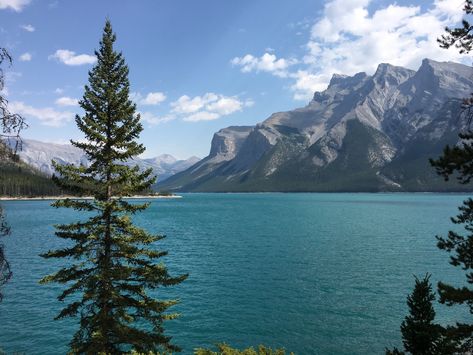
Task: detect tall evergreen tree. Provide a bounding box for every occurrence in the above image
[400,275,441,354]
[40,21,187,354]
[428,1,473,351]
[386,275,443,355]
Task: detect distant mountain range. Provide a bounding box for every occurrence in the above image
[159,59,473,192]
[7,139,200,184]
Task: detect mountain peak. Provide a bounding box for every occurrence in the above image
[373,62,415,86]
[153,154,177,165]
[374,62,404,75]
[413,58,473,98]
[418,58,445,75]
[329,73,349,86]
[321,72,369,95]
[420,58,445,69]
[418,58,471,76]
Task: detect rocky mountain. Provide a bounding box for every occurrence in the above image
[159,59,473,192]
[8,139,200,183]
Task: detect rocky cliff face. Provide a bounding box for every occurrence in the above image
[160,59,473,192]
[208,126,253,162]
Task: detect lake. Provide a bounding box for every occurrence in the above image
[0,193,469,354]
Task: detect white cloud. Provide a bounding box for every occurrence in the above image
[171,93,219,114]
[20,24,34,32]
[291,0,466,100]
[19,52,31,61]
[231,52,298,78]
[9,101,74,127]
[131,91,167,106]
[54,88,64,95]
[183,111,220,122]
[55,96,78,106]
[0,0,30,11]
[290,70,329,101]
[141,92,166,105]
[134,92,253,125]
[206,97,243,115]
[49,49,96,66]
[139,112,175,125]
[170,93,252,122]
[231,0,467,101]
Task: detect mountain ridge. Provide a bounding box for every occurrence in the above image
[159,59,473,192]
[6,138,201,184]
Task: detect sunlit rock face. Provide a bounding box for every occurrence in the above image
[159,59,473,192]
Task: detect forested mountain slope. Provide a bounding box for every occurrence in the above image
[0,142,59,197]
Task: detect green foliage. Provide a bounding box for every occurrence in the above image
[401,275,441,354]
[387,275,455,355]
[194,343,292,355]
[427,1,473,351]
[431,198,473,351]
[431,131,473,184]
[438,0,473,54]
[0,160,60,197]
[40,20,187,354]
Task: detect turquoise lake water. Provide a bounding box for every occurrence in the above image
[0,193,470,354]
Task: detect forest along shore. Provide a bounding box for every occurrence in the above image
[0,195,183,201]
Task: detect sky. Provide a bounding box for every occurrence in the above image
[0,0,469,159]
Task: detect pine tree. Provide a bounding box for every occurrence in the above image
[428,1,473,351]
[40,21,187,354]
[386,275,443,355]
[438,0,473,54]
[400,275,440,354]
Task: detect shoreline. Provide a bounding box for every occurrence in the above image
[1,191,472,201]
[0,195,182,201]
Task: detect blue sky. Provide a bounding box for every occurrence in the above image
[0,0,468,159]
